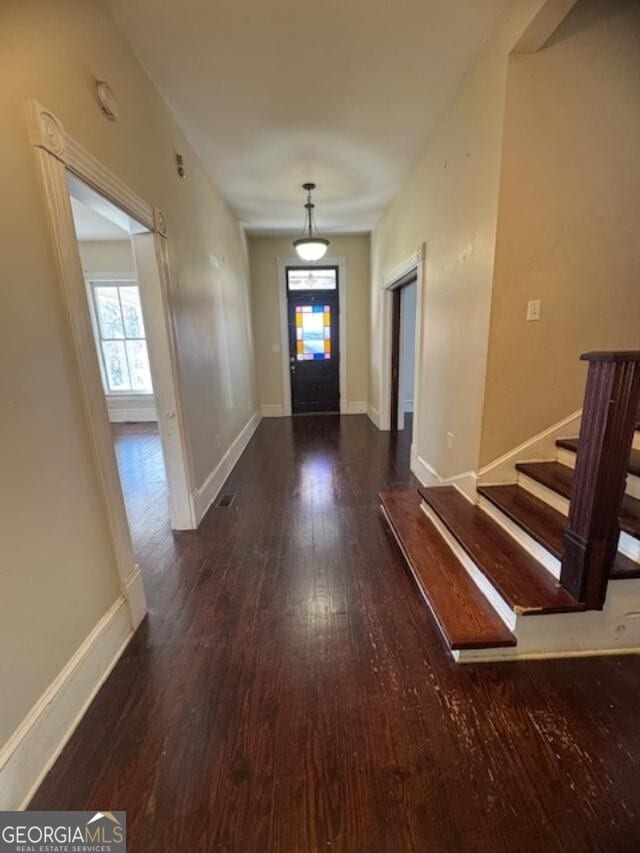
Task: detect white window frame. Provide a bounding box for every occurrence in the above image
[87,275,154,397]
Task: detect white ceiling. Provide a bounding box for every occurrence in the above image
[107,0,509,233]
[70,196,131,241]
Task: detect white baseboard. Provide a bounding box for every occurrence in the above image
[346,401,368,415]
[366,403,381,429]
[261,404,284,418]
[479,409,581,485]
[107,395,157,423]
[193,410,261,523]
[412,455,478,503]
[124,565,147,629]
[0,596,133,810]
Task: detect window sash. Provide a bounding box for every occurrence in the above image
[89,281,153,395]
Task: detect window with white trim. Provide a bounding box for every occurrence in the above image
[89,281,153,394]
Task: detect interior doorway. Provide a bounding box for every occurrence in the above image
[286,266,340,413]
[390,273,418,436]
[65,173,195,533]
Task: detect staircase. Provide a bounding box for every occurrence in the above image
[380,352,640,662]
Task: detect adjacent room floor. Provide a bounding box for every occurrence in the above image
[31,416,640,851]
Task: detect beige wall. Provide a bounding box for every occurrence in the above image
[0,0,256,749]
[370,0,550,480]
[480,0,640,464]
[78,240,135,275]
[249,235,370,408]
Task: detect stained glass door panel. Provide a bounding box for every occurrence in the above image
[295,305,332,360]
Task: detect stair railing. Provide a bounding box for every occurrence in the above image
[560,351,640,609]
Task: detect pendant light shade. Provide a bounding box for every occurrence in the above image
[293,183,329,262]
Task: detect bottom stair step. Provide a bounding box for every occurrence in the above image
[380,491,516,650]
[419,485,584,615]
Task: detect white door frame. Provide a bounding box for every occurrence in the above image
[277,256,348,415]
[26,99,197,628]
[378,243,425,463]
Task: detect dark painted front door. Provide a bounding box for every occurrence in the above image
[287,286,339,413]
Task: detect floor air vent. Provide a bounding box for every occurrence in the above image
[216,493,236,508]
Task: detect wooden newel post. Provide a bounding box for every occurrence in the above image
[560,351,640,609]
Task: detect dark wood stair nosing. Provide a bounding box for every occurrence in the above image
[557,437,640,479]
[477,483,563,561]
[515,460,640,542]
[478,482,639,581]
[419,485,585,617]
[379,492,516,651]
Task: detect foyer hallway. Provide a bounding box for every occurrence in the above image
[31,417,640,851]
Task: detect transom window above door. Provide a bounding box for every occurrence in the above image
[89,281,153,394]
[287,267,337,291]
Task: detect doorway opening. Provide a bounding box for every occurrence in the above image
[66,174,194,550]
[390,272,418,441]
[286,266,340,414]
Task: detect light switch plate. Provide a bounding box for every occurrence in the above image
[527,299,541,321]
[272,344,281,353]
[447,432,454,450]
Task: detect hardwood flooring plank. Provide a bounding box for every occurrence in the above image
[27,417,640,852]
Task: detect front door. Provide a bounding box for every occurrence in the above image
[287,266,340,413]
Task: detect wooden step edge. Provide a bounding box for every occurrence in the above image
[557,437,640,478]
[517,461,640,543]
[477,484,563,561]
[379,493,516,650]
[610,552,640,581]
[479,484,638,581]
[419,485,585,617]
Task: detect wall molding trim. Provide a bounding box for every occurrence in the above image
[193,410,261,522]
[107,396,157,423]
[479,409,582,484]
[0,597,133,811]
[366,403,381,429]
[346,401,368,415]
[413,454,478,504]
[261,404,285,418]
[378,243,425,434]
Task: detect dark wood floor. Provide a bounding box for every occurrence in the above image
[31,416,640,851]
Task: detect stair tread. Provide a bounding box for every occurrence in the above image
[478,484,565,559]
[610,551,640,580]
[557,437,640,478]
[478,483,638,579]
[516,461,640,540]
[419,486,584,615]
[380,491,516,650]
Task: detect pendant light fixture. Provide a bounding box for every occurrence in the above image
[293,182,330,262]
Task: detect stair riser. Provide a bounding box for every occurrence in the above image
[557,447,640,500]
[478,495,561,579]
[456,578,640,663]
[518,472,570,514]
[421,503,517,631]
[518,472,640,562]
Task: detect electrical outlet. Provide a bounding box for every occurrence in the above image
[527,299,541,321]
[447,432,454,450]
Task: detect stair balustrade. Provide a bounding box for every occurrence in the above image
[560,351,640,608]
